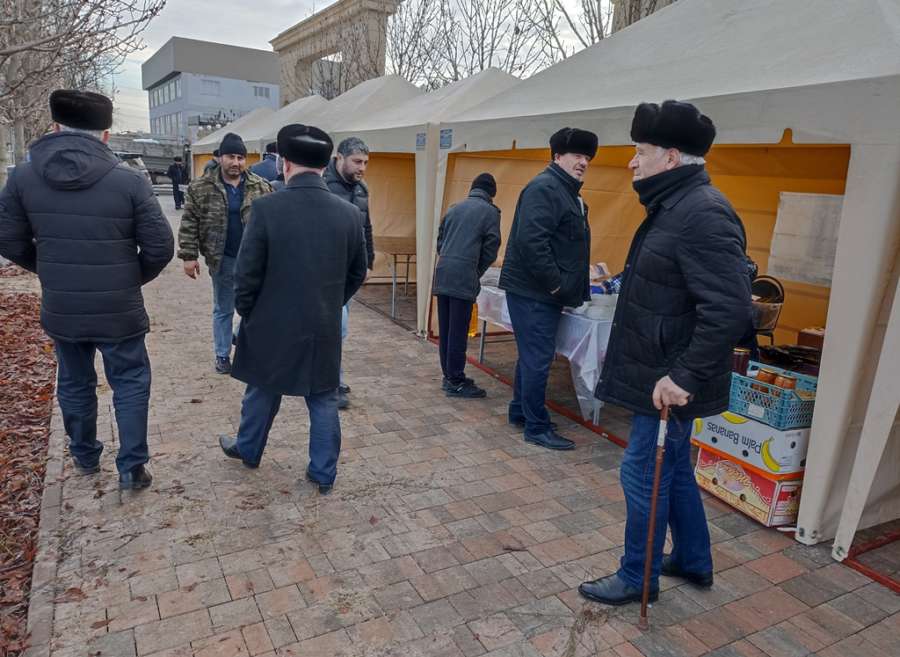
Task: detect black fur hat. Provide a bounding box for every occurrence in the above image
[265,141,277,154]
[549,128,598,159]
[470,173,497,198]
[49,90,113,131]
[218,133,247,157]
[277,124,333,168]
[630,100,716,156]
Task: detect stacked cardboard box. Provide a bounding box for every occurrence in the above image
[691,370,815,527]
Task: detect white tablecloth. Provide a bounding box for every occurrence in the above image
[476,286,613,420]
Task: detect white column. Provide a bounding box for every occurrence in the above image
[796,142,900,545]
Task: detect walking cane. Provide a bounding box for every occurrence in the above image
[638,405,669,630]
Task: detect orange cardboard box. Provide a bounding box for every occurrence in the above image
[694,447,802,527]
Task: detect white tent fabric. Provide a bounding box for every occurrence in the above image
[192,107,274,154]
[232,75,424,156]
[432,0,900,555]
[330,69,520,332]
[239,94,330,154]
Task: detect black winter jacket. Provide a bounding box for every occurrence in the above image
[0,132,174,342]
[324,159,375,269]
[595,165,752,419]
[231,173,368,396]
[498,163,591,308]
[433,188,501,302]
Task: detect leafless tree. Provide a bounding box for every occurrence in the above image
[611,0,676,32]
[1,0,165,169]
[531,0,615,61]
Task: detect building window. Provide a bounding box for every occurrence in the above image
[202,79,221,96]
[253,85,270,99]
[174,77,181,99]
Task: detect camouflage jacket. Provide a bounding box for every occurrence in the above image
[177,164,272,274]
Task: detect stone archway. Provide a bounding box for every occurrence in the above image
[271,0,401,104]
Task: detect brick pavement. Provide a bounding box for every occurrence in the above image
[22,197,900,657]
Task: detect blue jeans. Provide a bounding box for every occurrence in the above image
[506,291,562,434]
[340,302,349,385]
[618,412,713,589]
[55,335,151,474]
[211,255,237,359]
[234,386,342,483]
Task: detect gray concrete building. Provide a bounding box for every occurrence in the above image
[141,37,281,143]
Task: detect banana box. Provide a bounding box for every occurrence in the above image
[694,448,802,527]
[691,412,809,477]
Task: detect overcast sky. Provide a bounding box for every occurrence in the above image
[113,0,319,131]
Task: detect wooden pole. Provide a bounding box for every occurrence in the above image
[639,405,669,630]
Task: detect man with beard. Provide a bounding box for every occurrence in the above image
[178,133,272,374]
[579,101,751,605]
[218,124,368,494]
[498,128,597,451]
[324,137,375,409]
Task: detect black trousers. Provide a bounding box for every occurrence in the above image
[437,295,473,385]
[172,184,185,208]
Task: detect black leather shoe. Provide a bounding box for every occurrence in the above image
[337,390,350,410]
[119,464,152,490]
[72,459,101,476]
[442,376,474,391]
[578,574,658,606]
[510,417,558,431]
[305,470,333,495]
[219,435,258,468]
[661,554,714,588]
[524,430,575,450]
[215,356,231,374]
[446,381,486,398]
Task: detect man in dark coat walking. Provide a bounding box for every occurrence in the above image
[579,101,752,606]
[498,127,597,451]
[324,137,375,409]
[250,142,279,181]
[433,173,501,398]
[0,90,174,490]
[166,156,187,209]
[218,124,368,494]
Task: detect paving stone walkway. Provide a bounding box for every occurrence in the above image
[24,198,900,657]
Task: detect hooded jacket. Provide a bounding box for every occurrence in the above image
[0,131,174,342]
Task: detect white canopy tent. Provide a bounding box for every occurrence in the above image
[233,75,423,156]
[238,94,330,155]
[434,0,900,556]
[192,106,275,155]
[330,68,520,329]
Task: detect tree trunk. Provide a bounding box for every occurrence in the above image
[612,0,676,32]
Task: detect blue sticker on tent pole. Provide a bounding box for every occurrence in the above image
[416,133,426,150]
[439,129,452,149]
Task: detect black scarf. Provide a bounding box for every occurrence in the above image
[632,164,705,210]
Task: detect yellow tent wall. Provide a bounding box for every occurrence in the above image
[365,153,418,280]
[440,139,849,344]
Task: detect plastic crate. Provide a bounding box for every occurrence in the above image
[729,361,817,430]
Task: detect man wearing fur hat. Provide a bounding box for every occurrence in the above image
[178,132,272,374]
[218,124,368,494]
[0,90,174,490]
[498,127,597,451]
[580,101,752,605]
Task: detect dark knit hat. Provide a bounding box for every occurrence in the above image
[213,149,220,157]
[173,156,183,162]
[277,124,333,168]
[265,141,277,154]
[218,133,247,157]
[49,90,113,131]
[630,100,716,156]
[549,128,598,159]
[470,173,497,198]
